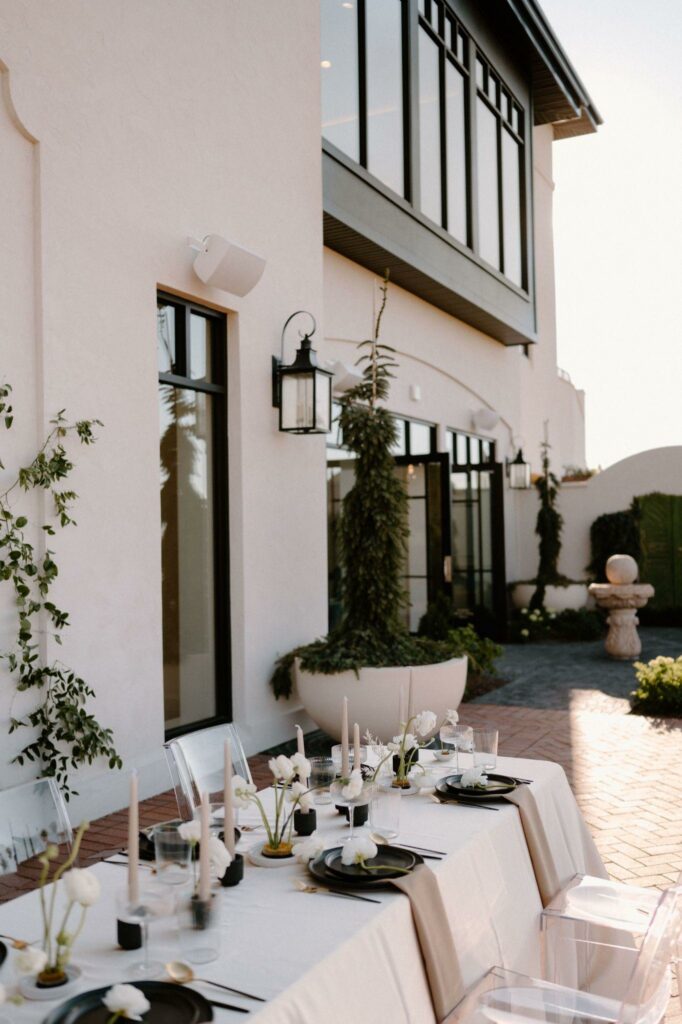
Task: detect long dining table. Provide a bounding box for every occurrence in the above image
[0,753,603,1023]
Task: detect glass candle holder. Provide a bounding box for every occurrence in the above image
[178,892,221,964]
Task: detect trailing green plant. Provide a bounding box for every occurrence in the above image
[530,440,565,610]
[271,276,458,700]
[0,383,121,797]
[417,591,474,641]
[587,504,641,581]
[630,656,682,717]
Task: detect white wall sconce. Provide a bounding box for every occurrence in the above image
[272,312,333,434]
[506,448,532,489]
[190,234,266,296]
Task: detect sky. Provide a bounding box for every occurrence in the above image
[538,0,682,469]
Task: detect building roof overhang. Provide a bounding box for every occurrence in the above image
[505,0,602,138]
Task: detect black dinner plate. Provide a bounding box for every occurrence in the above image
[41,981,213,1023]
[437,774,516,803]
[309,845,423,890]
[324,845,417,880]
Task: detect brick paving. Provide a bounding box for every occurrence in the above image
[1,633,681,1019]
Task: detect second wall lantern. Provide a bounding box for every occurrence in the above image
[272,312,333,434]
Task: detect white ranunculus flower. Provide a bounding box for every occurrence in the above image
[403,732,417,750]
[461,766,488,789]
[293,833,325,863]
[103,983,151,1020]
[269,754,294,781]
[232,774,256,809]
[413,710,437,737]
[445,708,459,726]
[63,867,101,907]
[178,820,202,843]
[288,780,313,812]
[413,771,438,790]
[207,836,232,876]
[16,945,48,975]
[342,769,363,801]
[291,752,311,781]
[341,835,378,866]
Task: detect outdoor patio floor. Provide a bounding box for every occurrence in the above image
[1,629,681,1020]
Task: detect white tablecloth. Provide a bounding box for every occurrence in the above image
[0,755,603,1023]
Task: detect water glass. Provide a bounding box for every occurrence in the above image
[473,728,498,769]
[308,756,336,804]
[178,893,221,964]
[331,744,367,775]
[117,883,175,978]
[153,825,191,885]
[369,786,401,841]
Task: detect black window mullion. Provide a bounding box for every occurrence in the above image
[401,0,413,202]
[468,45,480,257]
[439,44,447,230]
[496,117,504,276]
[358,0,368,168]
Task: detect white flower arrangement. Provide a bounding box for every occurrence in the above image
[30,822,99,984]
[104,983,151,1022]
[293,833,325,864]
[373,709,437,787]
[238,757,314,854]
[460,766,488,789]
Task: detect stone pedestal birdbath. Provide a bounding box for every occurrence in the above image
[589,555,654,660]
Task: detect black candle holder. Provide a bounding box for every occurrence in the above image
[220,852,244,887]
[392,746,419,775]
[294,808,317,836]
[117,918,142,950]
[335,803,369,826]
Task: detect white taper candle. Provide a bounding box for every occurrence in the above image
[127,771,139,905]
[224,740,236,857]
[341,696,349,778]
[199,791,211,902]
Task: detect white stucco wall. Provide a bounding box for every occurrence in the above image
[509,446,682,584]
[0,3,590,820]
[0,0,326,821]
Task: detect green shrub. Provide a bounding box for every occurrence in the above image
[630,656,682,717]
[550,608,604,641]
[417,592,474,640]
[588,505,640,581]
[444,626,502,676]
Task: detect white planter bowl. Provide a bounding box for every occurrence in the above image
[511,582,588,613]
[295,656,467,743]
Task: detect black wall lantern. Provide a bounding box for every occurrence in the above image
[272,311,333,434]
[507,448,531,489]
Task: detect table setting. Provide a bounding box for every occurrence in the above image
[0,700,608,1024]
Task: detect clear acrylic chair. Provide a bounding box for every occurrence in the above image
[0,778,72,875]
[447,887,681,1024]
[164,722,252,820]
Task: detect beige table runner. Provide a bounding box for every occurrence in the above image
[504,785,608,906]
[391,864,463,1022]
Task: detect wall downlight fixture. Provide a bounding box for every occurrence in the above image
[272,312,333,434]
[506,448,531,489]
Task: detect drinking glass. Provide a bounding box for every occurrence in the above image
[369,786,401,841]
[178,892,221,964]
[330,779,373,839]
[331,744,367,775]
[443,724,474,771]
[153,825,191,886]
[473,728,498,769]
[116,883,174,978]
[308,756,336,805]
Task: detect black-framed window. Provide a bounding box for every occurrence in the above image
[157,293,229,735]
[451,429,495,467]
[321,0,528,292]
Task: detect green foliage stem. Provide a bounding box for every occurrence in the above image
[0,383,121,798]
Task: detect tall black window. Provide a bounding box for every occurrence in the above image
[321,0,406,197]
[157,294,229,734]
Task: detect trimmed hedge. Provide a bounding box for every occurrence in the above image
[630,656,682,717]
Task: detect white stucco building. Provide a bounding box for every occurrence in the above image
[0,0,600,817]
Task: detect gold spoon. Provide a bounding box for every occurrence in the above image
[0,933,29,949]
[165,960,265,1003]
[294,880,382,904]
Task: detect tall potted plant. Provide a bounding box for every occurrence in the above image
[270,279,467,740]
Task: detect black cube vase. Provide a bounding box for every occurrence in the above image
[392,746,419,775]
[294,808,317,836]
[117,918,142,950]
[335,803,369,826]
[220,852,244,887]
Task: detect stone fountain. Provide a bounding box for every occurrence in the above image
[589,554,654,660]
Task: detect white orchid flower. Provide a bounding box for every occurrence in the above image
[207,835,232,876]
[293,833,325,863]
[288,780,313,812]
[291,752,311,781]
[231,774,256,809]
[461,766,488,789]
[16,945,48,975]
[178,820,202,843]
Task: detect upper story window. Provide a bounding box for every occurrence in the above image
[321,0,406,197]
[321,0,527,291]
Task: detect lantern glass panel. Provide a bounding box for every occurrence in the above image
[281,372,314,431]
[315,371,332,432]
[509,460,531,489]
